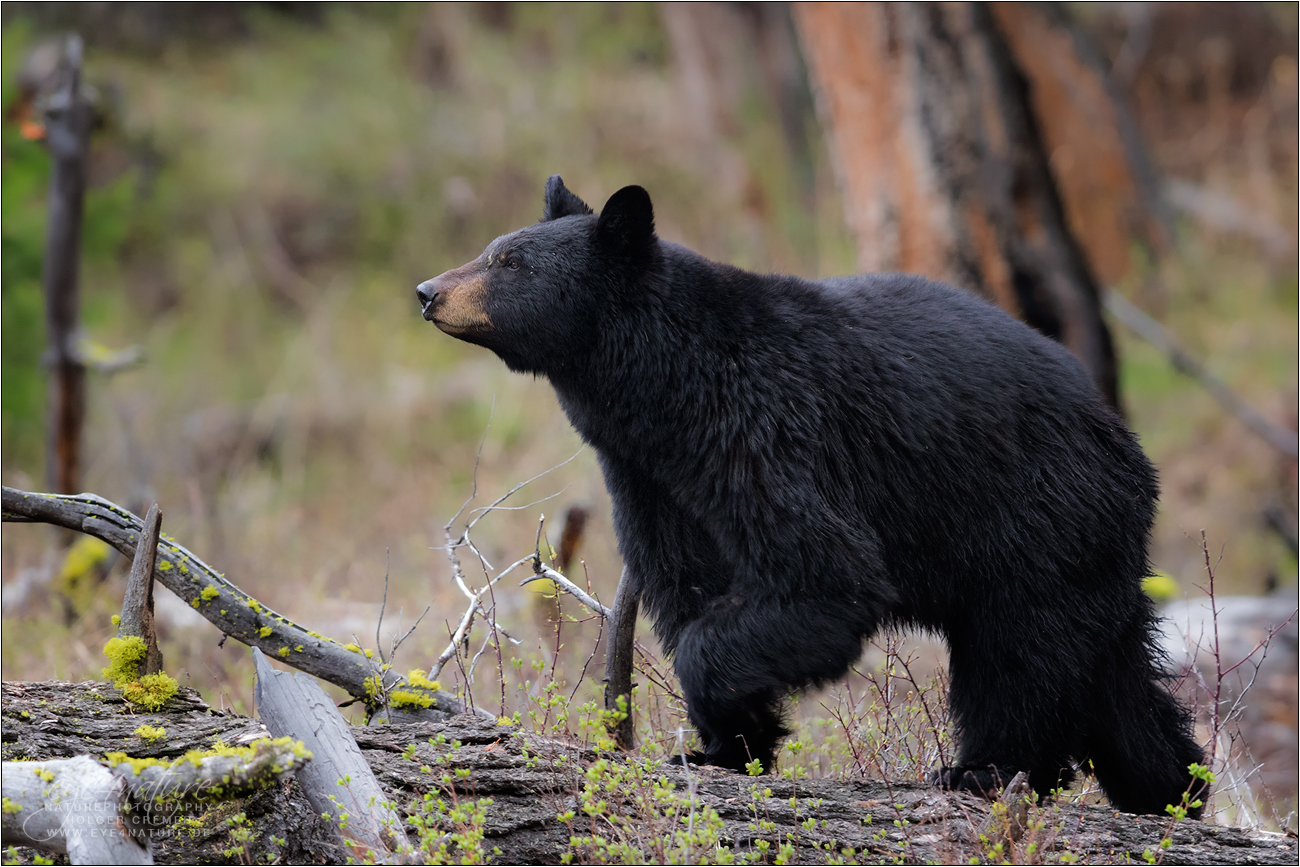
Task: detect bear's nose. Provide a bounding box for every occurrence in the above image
[416,280,440,319]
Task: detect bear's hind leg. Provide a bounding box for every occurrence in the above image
[1084,622,1207,817]
[674,595,873,773]
[938,628,1083,804]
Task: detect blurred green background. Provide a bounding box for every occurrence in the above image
[1,3,1295,727]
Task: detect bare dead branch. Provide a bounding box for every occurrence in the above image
[2,486,472,716]
[1104,292,1298,459]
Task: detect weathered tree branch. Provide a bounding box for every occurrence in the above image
[1,486,479,717]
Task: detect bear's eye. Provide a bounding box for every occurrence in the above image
[507,259,521,271]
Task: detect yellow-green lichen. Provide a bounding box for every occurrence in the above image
[364,648,374,659]
[294,645,304,653]
[277,647,290,658]
[158,560,173,572]
[245,600,262,613]
[407,670,441,692]
[388,689,434,710]
[134,724,166,743]
[58,537,110,586]
[344,643,362,653]
[110,614,121,627]
[102,635,147,684]
[363,675,383,699]
[200,586,220,602]
[120,674,179,712]
[190,598,201,609]
[258,627,272,638]
[104,736,313,777]
[2,797,21,813]
[35,769,54,782]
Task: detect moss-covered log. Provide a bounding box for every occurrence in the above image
[3,680,1295,865]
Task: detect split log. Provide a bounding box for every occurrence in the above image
[252,647,409,859]
[3,680,1294,865]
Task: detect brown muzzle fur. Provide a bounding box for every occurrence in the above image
[417,259,492,335]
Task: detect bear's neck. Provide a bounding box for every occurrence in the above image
[548,251,777,468]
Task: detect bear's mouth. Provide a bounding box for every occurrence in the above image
[432,316,492,337]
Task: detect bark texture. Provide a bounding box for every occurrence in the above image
[795,2,1157,412]
[3,680,1295,865]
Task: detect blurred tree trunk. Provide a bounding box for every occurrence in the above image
[40,36,92,494]
[795,2,1168,413]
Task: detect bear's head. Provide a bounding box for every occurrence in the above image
[417,176,656,374]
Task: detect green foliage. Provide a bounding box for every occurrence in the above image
[1,24,50,470]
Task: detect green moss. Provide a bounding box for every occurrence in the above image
[134,724,166,743]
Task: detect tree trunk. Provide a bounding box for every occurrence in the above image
[794,2,1163,413]
[40,36,93,495]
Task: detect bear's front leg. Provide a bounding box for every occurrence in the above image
[673,594,874,773]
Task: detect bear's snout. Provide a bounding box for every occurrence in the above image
[417,265,494,336]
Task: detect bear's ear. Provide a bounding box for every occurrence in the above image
[542,175,594,221]
[596,185,656,255]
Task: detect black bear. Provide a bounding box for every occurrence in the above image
[417,176,1206,816]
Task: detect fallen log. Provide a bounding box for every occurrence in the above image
[2,679,1294,865]
[2,756,151,865]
